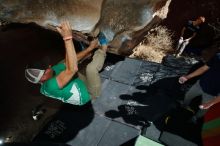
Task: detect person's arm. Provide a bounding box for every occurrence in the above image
[199,95,220,109]
[55,21,78,88]
[179,65,210,84]
[76,39,99,61]
[57,39,99,64]
[185,32,197,41]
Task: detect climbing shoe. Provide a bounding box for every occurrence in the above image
[98,32,108,45]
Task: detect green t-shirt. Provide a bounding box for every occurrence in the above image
[40,63,91,105]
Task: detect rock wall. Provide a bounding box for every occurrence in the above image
[0,0,103,31]
[0,0,170,54]
[0,0,219,55]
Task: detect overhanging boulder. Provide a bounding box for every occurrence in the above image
[0,0,171,55]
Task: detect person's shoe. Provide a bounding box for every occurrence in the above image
[98,32,108,46]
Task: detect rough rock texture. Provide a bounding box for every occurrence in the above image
[0,0,103,32]
[0,0,171,54]
[0,0,219,56]
[96,0,171,54]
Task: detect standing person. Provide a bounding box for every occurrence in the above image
[179,52,220,119]
[25,21,108,105]
[175,16,205,57]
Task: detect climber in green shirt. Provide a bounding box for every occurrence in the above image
[25,21,108,105]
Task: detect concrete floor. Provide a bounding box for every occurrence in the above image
[33,55,201,146]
